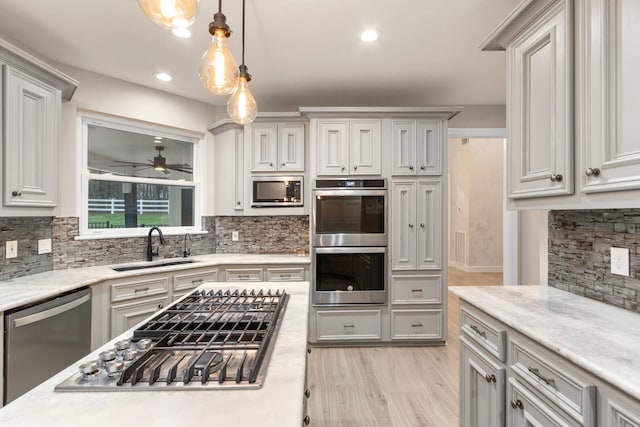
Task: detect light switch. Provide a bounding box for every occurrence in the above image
[6,240,17,259]
[232,231,239,241]
[38,238,52,254]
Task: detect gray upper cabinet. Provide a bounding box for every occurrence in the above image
[316,118,381,176]
[250,122,305,172]
[392,119,443,176]
[0,38,77,213]
[579,0,640,194]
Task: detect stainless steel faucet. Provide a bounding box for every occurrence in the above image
[183,233,192,258]
[146,226,165,261]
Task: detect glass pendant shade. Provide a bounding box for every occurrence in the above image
[227,74,258,125]
[199,28,240,95]
[137,0,199,29]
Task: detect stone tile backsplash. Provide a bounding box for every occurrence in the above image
[0,217,53,281]
[215,216,309,254]
[548,209,640,313]
[52,217,217,269]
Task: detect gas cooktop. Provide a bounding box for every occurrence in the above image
[55,288,289,391]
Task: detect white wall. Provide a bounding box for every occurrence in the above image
[448,105,506,129]
[55,64,219,218]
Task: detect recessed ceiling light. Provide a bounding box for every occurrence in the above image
[172,28,192,38]
[360,29,380,43]
[154,72,173,82]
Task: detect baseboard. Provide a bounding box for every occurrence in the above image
[449,262,503,273]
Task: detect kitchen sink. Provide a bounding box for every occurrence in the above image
[111,259,198,272]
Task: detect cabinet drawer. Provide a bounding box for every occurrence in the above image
[266,267,305,281]
[173,270,218,292]
[460,306,507,362]
[391,309,443,340]
[226,268,263,281]
[110,277,169,303]
[508,377,582,427]
[391,275,442,304]
[510,338,596,426]
[316,310,381,341]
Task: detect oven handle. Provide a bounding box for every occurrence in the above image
[313,246,387,254]
[13,293,91,328]
[313,189,387,197]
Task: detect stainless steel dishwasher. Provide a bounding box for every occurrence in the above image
[4,287,91,404]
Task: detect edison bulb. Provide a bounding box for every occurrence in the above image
[227,75,258,125]
[137,0,198,30]
[199,28,239,95]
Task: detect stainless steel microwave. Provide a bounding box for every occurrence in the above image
[251,176,303,207]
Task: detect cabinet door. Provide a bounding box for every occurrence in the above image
[3,65,59,207]
[317,119,349,175]
[416,120,442,175]
[460,336,506,427]
[251,123,278,172]
[507,0,573,199]
[392,120,417,175]
[581,0,640,193]
[234,129,244,210]
[416,180,442,269]
[508,378,579,427]
[110,295,168,338]
[278,123,305,171]
[391,180,417,270]
[350,119,381,175]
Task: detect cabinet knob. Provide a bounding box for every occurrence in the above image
[585,167,600,177]
[420,165,426,170]
[11,190,22,197]
[281,163,286,167]
[303,415,311,425]
[510,399,523,409]
[307,347,312,354]
[484,374,496,383]
[305,388,311,398]
[157,303,163,309]
[420,223,425,228]
[408,224,414,229]
[341,166,345,172]
[409,166,414,170]
[550,174,563,182]
[237,201,241,205]
[353,165,358,171]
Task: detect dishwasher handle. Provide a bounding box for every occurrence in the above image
[13,293,91,328]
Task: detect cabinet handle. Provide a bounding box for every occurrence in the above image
[344,324,355,328]
[420,223,425,228]
[470,325,486,337]
[191,279,204,284]
[586,167,600,177]
[420,165,426,170]
[510,399,523,409]
[303,415,311,425]
[134,287,150,293]
[353,165,358,171]
[550,174,563,182]
[484,374,496,383]
[409,165,414,170]
[237,201,241,205]
[11,190,22,197]
[269,162,273,167]
[281,163,286,167]
[279,274,291,278]
[238,274,250,279]
[528,367,555,385]
[307,347,312,354]
[411,323,423,328]
[411,288,422,293]
[157,303,163,309]
[408,224,414,229]
[305,388,311,398]
[341,166,346,172]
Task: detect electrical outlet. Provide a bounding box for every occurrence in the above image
[611,247,630,276]
[38,238,52,254]
[232,231,239,241]
[6,240,17,259]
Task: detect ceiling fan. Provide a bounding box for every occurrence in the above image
[110,146,193,175]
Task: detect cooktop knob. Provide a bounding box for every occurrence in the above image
[136,339,153,351]
[122,349,139,362]
[99,350,117,362]
[105,361,125,378]
[79,362,99,376]
[114,340,131,351]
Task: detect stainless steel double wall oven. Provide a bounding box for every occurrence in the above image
[312,179,388,305]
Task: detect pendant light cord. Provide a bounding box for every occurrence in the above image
[241,0,246,66]
[218,0,222,13]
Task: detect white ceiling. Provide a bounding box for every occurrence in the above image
[0,0,519,109]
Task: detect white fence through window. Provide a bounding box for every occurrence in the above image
[88,199,170,214]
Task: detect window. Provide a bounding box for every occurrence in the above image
[80,112,203,237]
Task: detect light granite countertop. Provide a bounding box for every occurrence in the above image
[0,254,310,312]
[0,281,310,427]
[450,285,640,402]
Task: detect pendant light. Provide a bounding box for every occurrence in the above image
[227,0,258,125]
[199,0,239,95]
[137,0,199,30]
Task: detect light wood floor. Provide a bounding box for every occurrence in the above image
[306,268,503,427]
